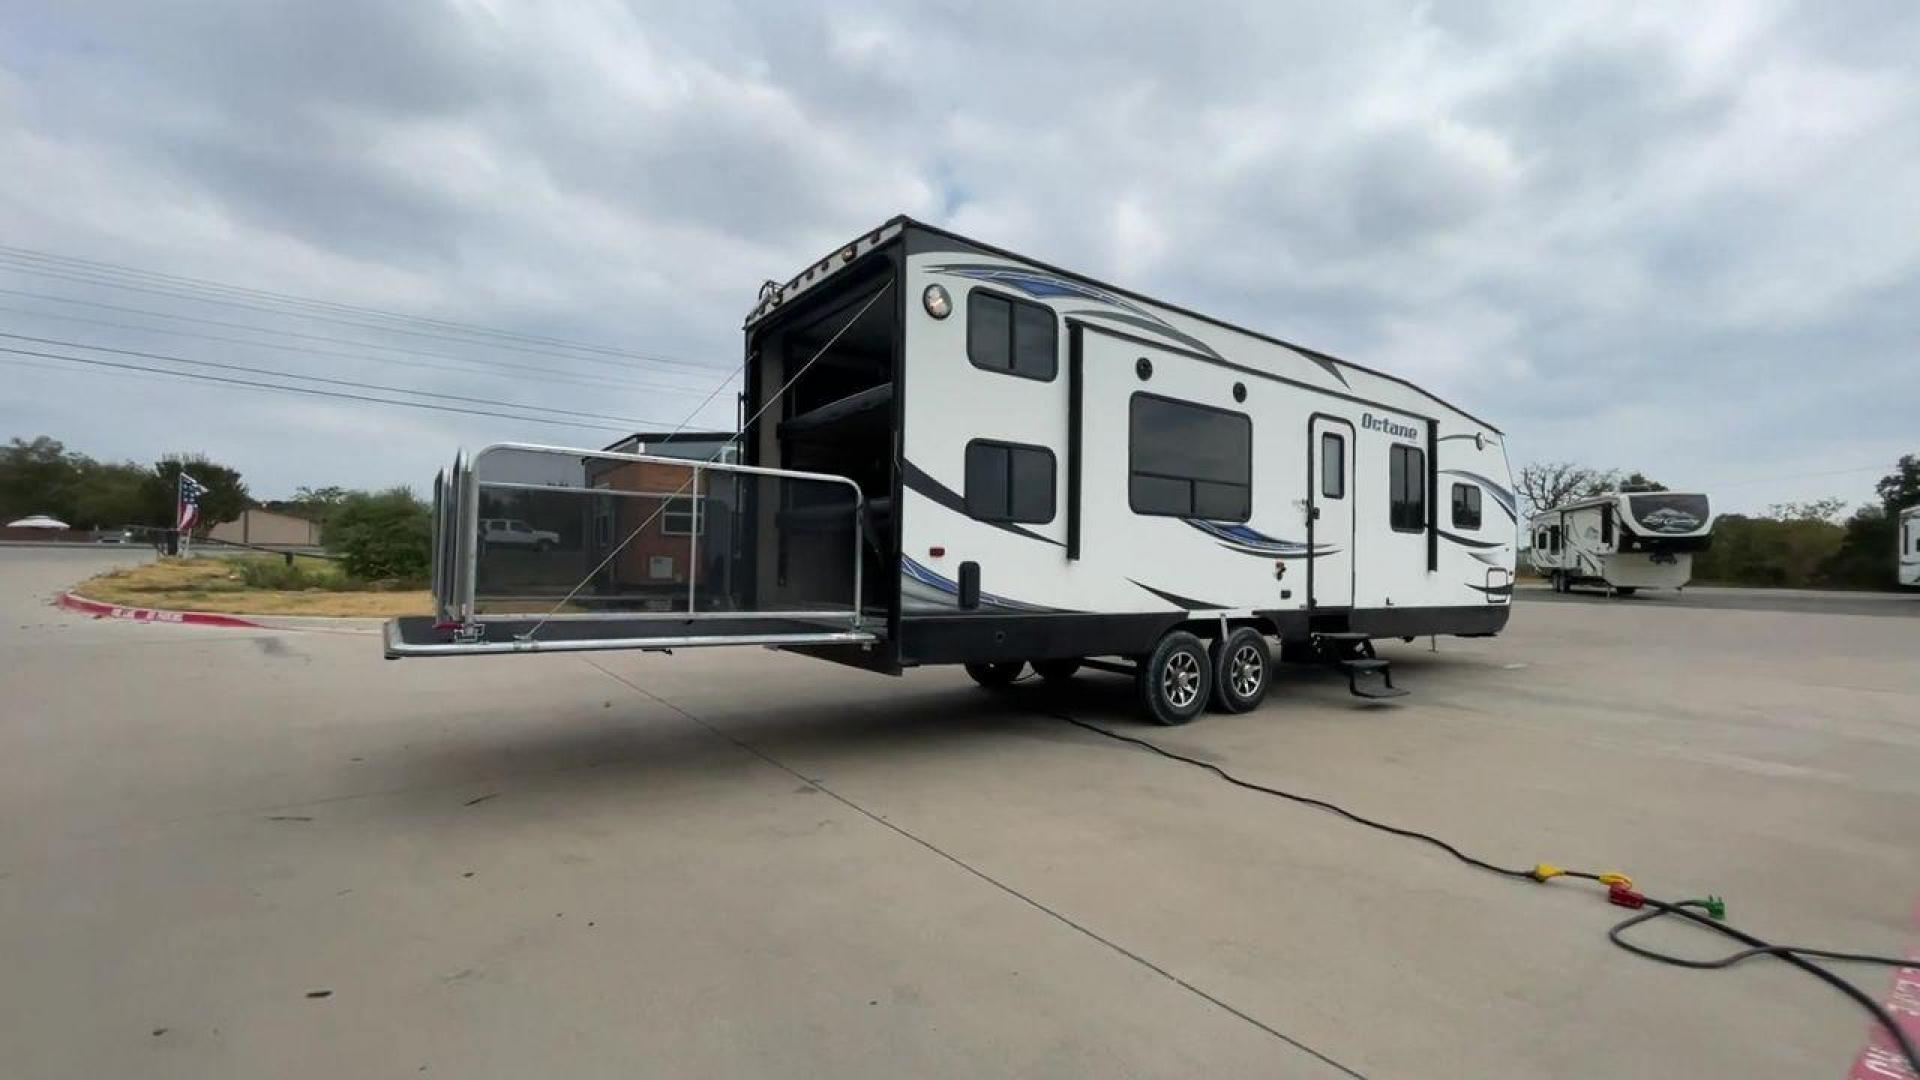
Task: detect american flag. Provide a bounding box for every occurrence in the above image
[176,472,208,531]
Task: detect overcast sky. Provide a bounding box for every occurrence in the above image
[1,1,1915,512]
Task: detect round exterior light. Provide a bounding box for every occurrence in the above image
[922,284,952,319]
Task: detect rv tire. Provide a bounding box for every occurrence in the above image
[964,661,1025,688]
[1209,628,1270,713]
[1137,631,1211,726]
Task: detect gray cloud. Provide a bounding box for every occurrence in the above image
[0,0,1915,510]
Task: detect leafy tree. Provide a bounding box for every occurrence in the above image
[1691,510,1845,587]
[1516,462,1608,515]
[1875,453,1919,513]
[261,485,351,527]
[1819,504,1895,589]
[325,487,431,582]
[0,436,86,521]
[1614,471,1668,493]
[1766,497,1847,523]
[144,455,250,534]
[67,460,152,528]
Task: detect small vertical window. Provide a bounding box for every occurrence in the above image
[1320,433,1346,499]
[1600,504,1614,545]
[1450,483,1481,529]
[965,440,1055,524]
[1388,445,1426,532]
[967,291,1057,380]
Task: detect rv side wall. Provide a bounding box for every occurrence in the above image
[888,226,1515,658]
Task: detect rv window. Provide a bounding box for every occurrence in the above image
[1320,433,1346,499]
[1600,504,1614,545]
[1451,483,1481,529]
[1128,393,1252,522]
[967,291,1057,381]
[964,439,1056,524]
[1388,445,1425,532]
[1550,526,1561,553]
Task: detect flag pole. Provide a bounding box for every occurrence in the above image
[175,466,187,558]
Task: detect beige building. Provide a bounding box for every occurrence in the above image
[207,509,323,548]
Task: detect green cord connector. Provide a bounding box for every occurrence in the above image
[1700,895,1726,920]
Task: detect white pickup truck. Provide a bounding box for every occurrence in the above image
[478,518,560,552]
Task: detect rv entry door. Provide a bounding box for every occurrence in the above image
[1307,416,1355,608]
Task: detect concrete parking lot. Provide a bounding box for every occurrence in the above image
[3,548,1917,1079]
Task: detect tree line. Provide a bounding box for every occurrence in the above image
[1,435,431,582]
[1518,455,1920,590]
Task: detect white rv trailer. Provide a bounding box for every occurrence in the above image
[386,217,1518,723]
[1527,492,1714,595]
[1900,505,1919,588]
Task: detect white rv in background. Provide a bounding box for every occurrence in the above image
[1528,492,1714,595]
[388,216,1518,723]
[1900,505,1919,588]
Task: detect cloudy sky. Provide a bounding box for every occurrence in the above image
[1,1,1915,512]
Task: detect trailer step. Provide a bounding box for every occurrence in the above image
[1340,657,1408,700]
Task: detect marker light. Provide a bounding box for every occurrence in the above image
[923,284,952,319]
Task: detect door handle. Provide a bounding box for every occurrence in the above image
[1309,506,1321,521]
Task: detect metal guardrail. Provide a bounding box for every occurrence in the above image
[429,443,867,640]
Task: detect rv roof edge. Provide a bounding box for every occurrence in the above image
[746,214,1502,435]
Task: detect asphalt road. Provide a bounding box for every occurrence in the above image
[1519,580,1920,618]
[4,548,1917,1079]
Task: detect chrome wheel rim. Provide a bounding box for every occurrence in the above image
[1229,644,1263,698]
[1163,650,1201,709]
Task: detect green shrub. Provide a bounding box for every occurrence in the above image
[324,488,431,584]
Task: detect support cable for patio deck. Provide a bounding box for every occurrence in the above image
[514,279,895,644]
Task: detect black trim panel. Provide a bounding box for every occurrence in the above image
[1349,604,1511,638]
[899,612,1188,664]
[1437,529,1503,550]
[1128,579,1230,611]
[896,604,1509,665]
[1066,322,1084,560]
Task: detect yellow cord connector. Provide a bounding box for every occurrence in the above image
[1597,871,1634,890]
[1531,863,1565,882]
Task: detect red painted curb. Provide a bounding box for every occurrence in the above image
[55,591,266,629]
[1845,895,1920,1079]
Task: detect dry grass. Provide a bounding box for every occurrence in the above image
[74,556,430,618]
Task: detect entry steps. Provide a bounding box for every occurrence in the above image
[1310,631,1409,700]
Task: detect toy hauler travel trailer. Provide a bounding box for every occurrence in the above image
[385,217,1518,724]
[1527,492,1715,595]
[1901,505,1919,588]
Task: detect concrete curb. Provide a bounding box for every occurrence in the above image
[54,592,384,634]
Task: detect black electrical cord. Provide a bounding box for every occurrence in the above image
[1608,899,1918,1074]
[1053,712,1539,881]
[1055,711,1920,1076]
[1609,900,1913,971]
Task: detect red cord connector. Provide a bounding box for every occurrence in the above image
[1608,883,1647,909]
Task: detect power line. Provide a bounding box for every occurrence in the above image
[0,344,651,434]
[0,244,730,370]
[1701,465,1890,489]
[0,302,714,398]
[0,331,678,428]
[0,249,731,373]
[0,286,719,389]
